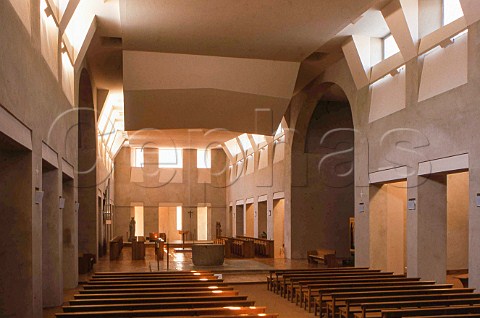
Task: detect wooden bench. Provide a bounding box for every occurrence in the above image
[292,274,418,305]
[312,284,454,316]
[305,280,438,314]
[283,272,398,300]
[267,267,370,292]
[59,271,279,318]
[307,249,337,267]
[109,236,123,260]
[237,235,274,258]
[73,289,239,300]
[55,306,268,317]
[370,304,480,318]
[334,289,477,318]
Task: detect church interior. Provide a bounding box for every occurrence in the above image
[2,0,480,317]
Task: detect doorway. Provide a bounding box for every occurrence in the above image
[245,202,254,237]
[369,180,407,274]
[197,206,208,240]
[258,201,268,239]
[235,204,244,237]
[273,198,285,258]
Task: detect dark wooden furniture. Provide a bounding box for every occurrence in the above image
[131,236,145,260]
[109,236,123,260]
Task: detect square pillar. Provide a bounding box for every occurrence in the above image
[407,174,447,283]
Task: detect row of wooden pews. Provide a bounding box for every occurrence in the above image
[57,271,277,317]
[267,267,480,317]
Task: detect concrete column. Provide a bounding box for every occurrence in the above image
[407,174,447,283]
[0,146,35,316]
[62,177,78,289]
[469,158,480,290]
[144,206,158,237]
[42,166,63,307]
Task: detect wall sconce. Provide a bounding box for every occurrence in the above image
[476,194,480,207]
[254,210,257,217]
[35,189,44,204]
[59,197,65,209]
[74,201,80,212]
[358,202,365,213]
[268,210,272,216]
[408,198,416,211]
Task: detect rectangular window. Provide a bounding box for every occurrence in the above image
[176,206,182,231]
[238,133,252,151]
[132,148,144,167]
[383,34,400,60]
[159,148,182,168]
[133,205,144,237]
[443,0,464,26]
[197,149,211,169]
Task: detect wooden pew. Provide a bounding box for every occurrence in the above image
[237,235,274,258]
[74,289,239,300]
[306,281,440,314]
[290,275,419,305]
[60,269,281,318]
[293,275,418,305]
[83,281,227,290]
[79,286,232,294]
[87,275,217,283]
[62,299,256,312]
[372,304,480,318]
[307,249,337,267]
[283,272,398,299]
[271,268,378,294]
[333,289,477,318]
[55,306,268,317]
[352,298,480,318]
[69,295,249,306]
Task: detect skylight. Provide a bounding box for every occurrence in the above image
[443,0,464,26]
[383,34,400,60]
[238,134,252,151]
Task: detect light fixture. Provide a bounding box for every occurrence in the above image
[59,196,65,209]
[408,198,416,211]
[358,202,365,213]
[35,189,44,204]
[75,201,80,212]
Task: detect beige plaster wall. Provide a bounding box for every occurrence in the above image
[114,148,226,240]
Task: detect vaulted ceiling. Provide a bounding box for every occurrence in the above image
[86,0,386,147]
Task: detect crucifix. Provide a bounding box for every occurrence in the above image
[188,210,193,242]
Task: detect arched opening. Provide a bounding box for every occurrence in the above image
[291,83,354,260]
[77,69,99,258]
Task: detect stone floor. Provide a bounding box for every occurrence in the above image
[80,245,316,281]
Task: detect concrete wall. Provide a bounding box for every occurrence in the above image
[447,171,469,270]
[0,2,80,315]
[114,148,226,241]
[369,181,407,274]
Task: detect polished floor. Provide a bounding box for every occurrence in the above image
[82,245,315,280]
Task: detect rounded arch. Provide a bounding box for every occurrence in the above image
[289,83,355,259]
